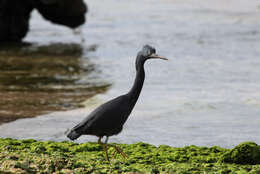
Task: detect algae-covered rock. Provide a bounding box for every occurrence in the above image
[1,138,260,173]
[220,142,260,164]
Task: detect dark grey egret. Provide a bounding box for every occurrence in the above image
[67,45,167,161]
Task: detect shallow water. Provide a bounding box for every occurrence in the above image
[0,0,260,147]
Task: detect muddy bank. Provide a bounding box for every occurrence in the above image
[0,43,109,124]
[0,138,260,173]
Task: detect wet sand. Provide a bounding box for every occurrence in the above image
[0,43,109,124]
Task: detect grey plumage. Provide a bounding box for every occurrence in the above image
[67,95,130,139]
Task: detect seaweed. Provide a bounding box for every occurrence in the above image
[1,138,260,173]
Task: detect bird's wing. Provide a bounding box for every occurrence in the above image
[71,95,129,133]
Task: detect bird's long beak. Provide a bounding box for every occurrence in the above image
[148,53,168,60]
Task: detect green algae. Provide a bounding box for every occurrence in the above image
[220,142,260,165]
[1,138,260,174]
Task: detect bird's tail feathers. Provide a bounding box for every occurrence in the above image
[67,129,81,140]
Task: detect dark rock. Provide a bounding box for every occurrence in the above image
[0,0,87,42]
[0,0,33,42]
[35,0,87,28]
[220,142,260,164]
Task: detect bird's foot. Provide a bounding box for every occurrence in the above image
[110,144,128,159]
[97,137,127,161]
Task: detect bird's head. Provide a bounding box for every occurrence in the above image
[136,45,167,69]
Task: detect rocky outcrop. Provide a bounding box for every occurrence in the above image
[0,0,33,42]
[35,0,87,28]
[0,0,87,42]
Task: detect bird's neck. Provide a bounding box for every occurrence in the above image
[127,64,145,106]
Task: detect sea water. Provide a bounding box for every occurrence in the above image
[0,0,260,147]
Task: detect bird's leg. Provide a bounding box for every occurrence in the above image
[98,137,102,144]
[98,136,109,161]
[103,136,109,161]
[98,137,128,160]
